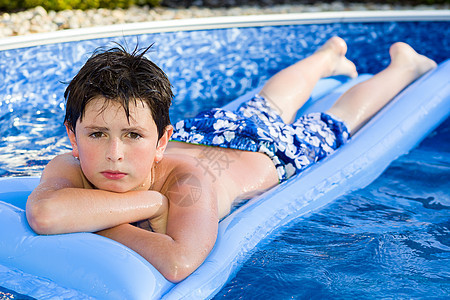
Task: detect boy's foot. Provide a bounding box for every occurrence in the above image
[316,36,358,79]
[389,42,437,79]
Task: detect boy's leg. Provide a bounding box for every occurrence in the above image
[327,42,437,134]
[259,36,358,124]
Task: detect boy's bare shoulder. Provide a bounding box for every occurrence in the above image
[40,153,88,189]
[159,153,206,187]
[158,154,214,203]
[45,153,81,172]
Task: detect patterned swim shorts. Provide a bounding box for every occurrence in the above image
[171,94,350,182]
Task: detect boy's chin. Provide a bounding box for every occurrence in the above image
[93,182,133,193]
[89,176,148,193]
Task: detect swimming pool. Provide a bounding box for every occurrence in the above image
[0,11,449,299]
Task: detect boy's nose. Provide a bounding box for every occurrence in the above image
[106,138,124,161]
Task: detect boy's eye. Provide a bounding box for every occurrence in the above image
[89,132,105,138]
[126,132,142,140]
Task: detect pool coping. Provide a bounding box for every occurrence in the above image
[0,10,449,50]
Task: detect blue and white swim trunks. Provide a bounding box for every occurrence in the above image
[171,94,350,182]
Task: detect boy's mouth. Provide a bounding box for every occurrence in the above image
[101,171,127,180]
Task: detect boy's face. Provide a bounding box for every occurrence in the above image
[66,97,171,192]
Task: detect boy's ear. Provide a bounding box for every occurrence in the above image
[65,122,79,159]
[155,125,173,163]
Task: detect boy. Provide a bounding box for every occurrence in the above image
[26,37,436,282]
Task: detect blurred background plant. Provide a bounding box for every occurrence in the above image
[0,0,448,12]
[0,0,161,11]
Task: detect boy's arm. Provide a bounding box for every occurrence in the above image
[97,170,219,283]
[26,153,167,234]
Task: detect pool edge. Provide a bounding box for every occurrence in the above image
[0,10,449,51]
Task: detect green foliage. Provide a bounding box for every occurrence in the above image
[0,0,162,11]
[0,0,448,12]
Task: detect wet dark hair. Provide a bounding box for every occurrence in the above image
[64,44,173,139]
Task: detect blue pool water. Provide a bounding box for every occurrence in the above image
[0,20,449,298]
[215,118,450,299]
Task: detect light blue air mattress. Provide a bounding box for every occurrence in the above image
[0,59,449,299]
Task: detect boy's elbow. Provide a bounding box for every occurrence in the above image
[161,254,200,283]
[163,263,194,283]
[161,236,216,283]
[26,200,60,235]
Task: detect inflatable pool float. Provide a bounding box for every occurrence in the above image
[0,56,449,299]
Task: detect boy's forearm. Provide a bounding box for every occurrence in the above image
[97,224,205,283]
[26,188,167,235]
